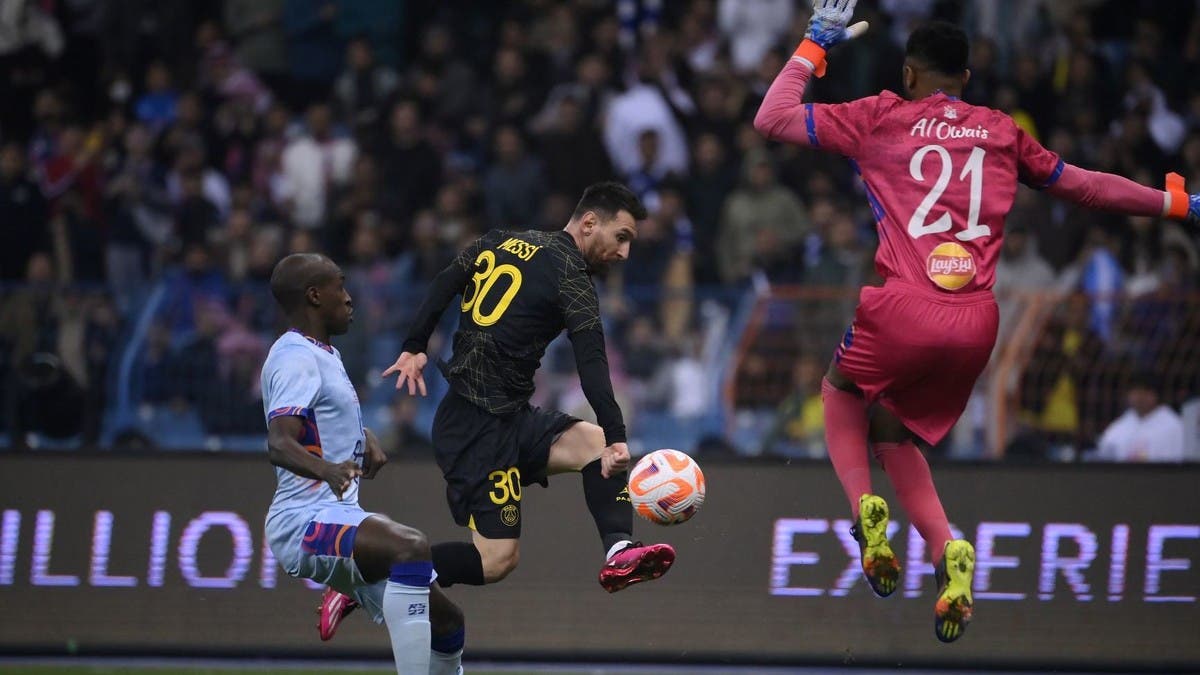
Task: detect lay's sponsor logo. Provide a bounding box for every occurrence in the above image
[926,242,976,291]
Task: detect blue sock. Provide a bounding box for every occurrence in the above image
[389,560,434,587]
[431,626,465,654]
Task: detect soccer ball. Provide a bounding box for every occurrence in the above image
[628,449,706,525]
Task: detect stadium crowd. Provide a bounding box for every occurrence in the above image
[1,0,1198,461]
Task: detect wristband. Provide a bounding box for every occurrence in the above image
[792,39,828,78]
[1165,172,1188,219]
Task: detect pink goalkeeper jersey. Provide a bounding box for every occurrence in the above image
[805,89,1062,293]
[753,57,1093,294]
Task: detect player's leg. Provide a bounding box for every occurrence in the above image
[352,515,436,673]
[546,421,632,554]
[429,583,466,675]
[867,407,953,566]
[432,471,524,586]
[428,390,517,588]
[869,407,975,643]
[823,309,900,598]
[470,529,521,581]
[865,292,994,642]
[822,361,875,519]
[545,420,675,593]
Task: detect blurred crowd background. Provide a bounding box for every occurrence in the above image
[1,0,1199,463]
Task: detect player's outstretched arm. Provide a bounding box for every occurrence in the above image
[568,328,629,478]
[267,416,361,500]
[384,250,475,391]
[1043,166,1199,223]
[754,0,868,148]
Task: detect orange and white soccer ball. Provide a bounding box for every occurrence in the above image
[628,449,706,525]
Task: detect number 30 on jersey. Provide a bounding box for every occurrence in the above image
[908,144,991,242]
[461,250,523,326]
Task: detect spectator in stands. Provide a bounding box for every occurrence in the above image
[0,142,48,282]
[994,221,1056,340]
[407,23,478,128]
[485,46,540,127]
[716,149,807,284]
[603,44,691,180]
[482,125,546,230]
[686,133,737,284]
[281,0,344,108]
[652,184,697,342]
[717,0,793,74]
[1094,371,1185,462]
[620,315,666,387]
[159,243,229,338]
[381,395,433,458]
[0,253,84,447]
[762,354,826,458]
[333,35,398,132]
[167,140,231,220]
[280,101,356,230]
[804,207,867,289]
[79,292,120,443]
[224,0,287,93]
[374,99,441,229]
[655,337,710,423]
[1070,223,1126,343]
[1020,293,1109,455]
[689,77,739,144]
[1181,388,1200,462]
[536,94,615,201]
[135,61,179,135]
[326,155,384,258]
[174,169,221,248]
[625,129,667,211]
[396,209,454,288]
[35,124,102,222]
[104,124,170,308]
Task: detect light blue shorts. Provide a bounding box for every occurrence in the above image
[266,502,385,623]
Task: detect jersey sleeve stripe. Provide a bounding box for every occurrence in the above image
[1036,158,1066,190]
[267,406,313,421]
[805,103,819,147]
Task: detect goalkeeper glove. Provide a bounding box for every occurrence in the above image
[795,0,870,77]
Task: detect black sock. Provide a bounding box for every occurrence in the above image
[431,542,485,587]
[581,458,633,554]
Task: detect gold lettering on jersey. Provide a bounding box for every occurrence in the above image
[910,117,990,140]
[497,237,543,261]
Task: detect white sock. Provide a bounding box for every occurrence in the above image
[605,539,634,560]
[429,648,463,675]
[382,579,431,674]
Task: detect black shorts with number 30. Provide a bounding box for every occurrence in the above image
[431,388,579,539]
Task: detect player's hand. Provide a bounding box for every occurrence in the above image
[362,428,388,479]
[322,460,362,500]
[382,351,428,396]
[806,0,869,50]
[600,442,631,479]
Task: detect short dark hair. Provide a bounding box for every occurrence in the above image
[571,181,647,222]
[906,21,969,76]
[270,253,337,314]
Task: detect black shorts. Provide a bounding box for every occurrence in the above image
[432,389,579,539]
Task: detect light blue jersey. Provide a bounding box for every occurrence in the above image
[261,329,365,514]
